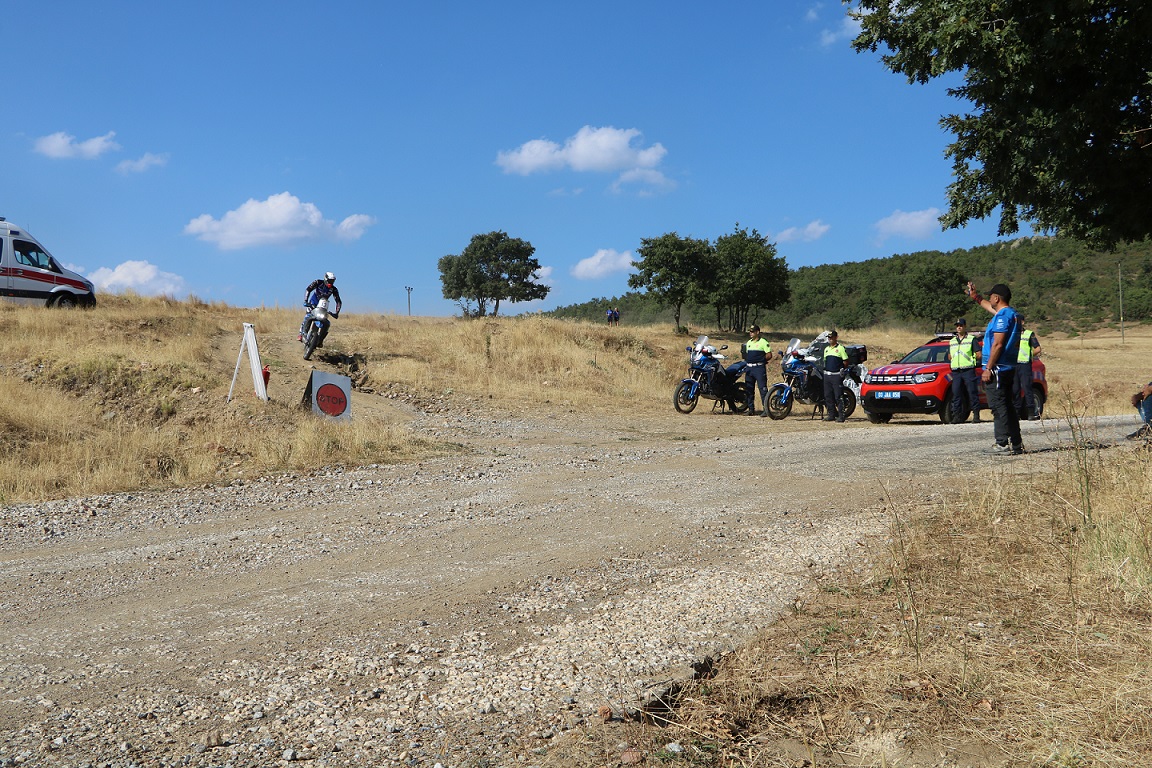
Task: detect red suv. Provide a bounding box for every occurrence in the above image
[860,333,1047,424]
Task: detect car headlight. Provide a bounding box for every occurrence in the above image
[863,372,874,383]
[912,372,938,384]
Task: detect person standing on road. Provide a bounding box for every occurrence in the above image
[822,330,850,423]
[743,325,772,417]
[948,318,982,423]
[1015,320,1042,420]
[967,282,1023,455]
[1129,380,1152,440]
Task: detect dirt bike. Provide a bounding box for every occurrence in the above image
[673,336,753,414]
[764,335,866,420]
[302,297,337,361]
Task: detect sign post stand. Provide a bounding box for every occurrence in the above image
[228,323,269,402]
[302,371,352,420]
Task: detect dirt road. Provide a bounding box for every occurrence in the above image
[0,353,1137,767]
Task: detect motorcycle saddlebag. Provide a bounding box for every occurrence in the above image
[846,344,868,366]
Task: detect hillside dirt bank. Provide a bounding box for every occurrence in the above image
[1,333,1142,767]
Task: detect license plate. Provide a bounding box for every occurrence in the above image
[875,391,901,400]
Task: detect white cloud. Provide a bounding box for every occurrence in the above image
[497,126,672,193]
[820,15,861,46]
[183,192,376,250]
[534,265,555,285]
[498,126,666,175]
[116,152,169,174]
[34,131,121,159]
[775,220,831,243]
[87,260,186,296]
[571,249,635,280]
[874,207,942,243]
[610,168,676,195]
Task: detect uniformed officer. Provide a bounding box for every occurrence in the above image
[743,325,772,417]
[822,330,849,422]
[1015,320,1042,420]
[948,318,982,423]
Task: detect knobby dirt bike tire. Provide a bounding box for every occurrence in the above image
[303,327,320,361]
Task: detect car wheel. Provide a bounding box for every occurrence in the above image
[51,293,78,309]
[951,390,972,424]
[865,410,892,424]
[1031,387,1046,419]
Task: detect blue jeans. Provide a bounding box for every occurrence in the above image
[985,368,1022,448]
[1139,396,1152,426]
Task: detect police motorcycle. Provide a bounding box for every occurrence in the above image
[764,333,867,420]
[673,336,753,414]
[302,296,338,361]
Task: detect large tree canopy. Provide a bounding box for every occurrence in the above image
[852,1,1152,247]
[711,225,790,331]
[438,231,549,317]
[627,232,714,331]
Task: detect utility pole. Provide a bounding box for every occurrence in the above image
[1119,264,1125,344]
[405,286,412,316]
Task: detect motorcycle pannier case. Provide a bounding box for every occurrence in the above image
[846,345,868,366]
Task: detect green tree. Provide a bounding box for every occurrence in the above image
[851,1,1152,247]
[627,232,713,331]
[897,263,971,332]
[712,225,790,331]
[438,231,549,317]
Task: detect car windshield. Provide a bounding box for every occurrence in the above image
[899,345,950,364]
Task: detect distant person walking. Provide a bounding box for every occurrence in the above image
[822,330,850,422]
[1015,320,1042,420]
[948,318,981,423]
[743,325,772,417]
[967,282,1023,455]
[606,307,614,325]
[611,307,620,326]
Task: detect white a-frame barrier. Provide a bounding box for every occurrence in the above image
[228,323,269,402]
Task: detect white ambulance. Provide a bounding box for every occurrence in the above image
[0,218,96,307]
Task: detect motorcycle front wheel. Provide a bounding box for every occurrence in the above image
[673,381,698,414]
[303,326,320,360]
[839,387,857,420]
[766,386,792,420]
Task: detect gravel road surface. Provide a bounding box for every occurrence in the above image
[0,404,1137,767]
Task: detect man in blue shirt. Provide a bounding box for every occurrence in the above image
[967,282,1023,455]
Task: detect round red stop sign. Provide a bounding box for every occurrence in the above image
[316,383,348,417]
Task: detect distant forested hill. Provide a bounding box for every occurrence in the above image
[548,237,1152,335]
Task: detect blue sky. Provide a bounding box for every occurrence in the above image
[4,1,1005,317]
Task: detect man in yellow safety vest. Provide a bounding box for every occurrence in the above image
[1014,320,1042,421]
[948,318,982,423]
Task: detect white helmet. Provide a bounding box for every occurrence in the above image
[324,271,336,283]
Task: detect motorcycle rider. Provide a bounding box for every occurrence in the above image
[299,272,342,346]
[822,330,849,422]
[743,325,772,417]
